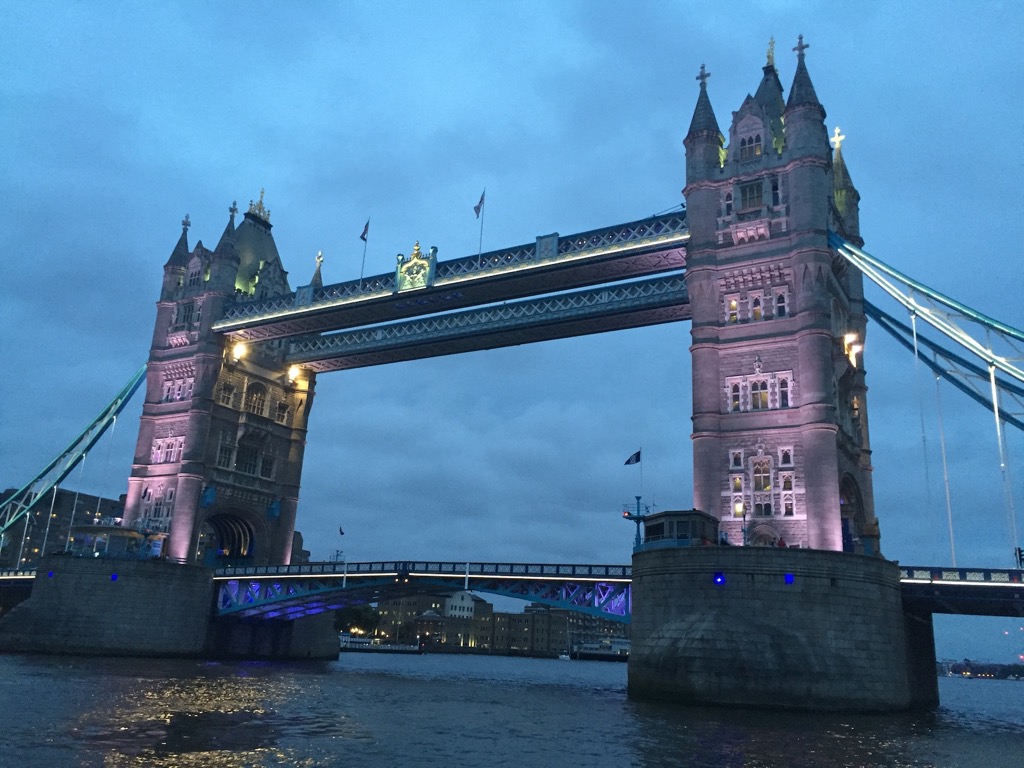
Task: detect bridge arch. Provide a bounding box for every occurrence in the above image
[839,474,866,554]
[198,509,260,565]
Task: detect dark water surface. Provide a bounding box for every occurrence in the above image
[1,653,1021,767]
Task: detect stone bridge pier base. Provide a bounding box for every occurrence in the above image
[629,547,938,712]
[0,556,338,661]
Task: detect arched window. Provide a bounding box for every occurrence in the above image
[731,384,741,412]
[245,383,266,416]
[771,178,780,207]
[753,460,771,492]
[779,379,790,408]
[782,475,793,491]
[731,476,743,492]
[724,193,733,216]
[751,297,762,321]
[727,298,738,324]
[776,293,787,318]
[781,449,792,465]
[751,381,769,410]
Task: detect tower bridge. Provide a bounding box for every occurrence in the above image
[2,38,1022,711]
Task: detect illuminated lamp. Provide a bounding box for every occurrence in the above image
[287,365,301,383]
[110,573,118,581]
[713,572,726,585]
[232,342,247,361]
[784,573,795,585]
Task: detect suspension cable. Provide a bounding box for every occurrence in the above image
[910,309,935,515]
[989,365,1020,564]
[932,366,956,566]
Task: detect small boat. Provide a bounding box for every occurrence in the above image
[558,652,571,661]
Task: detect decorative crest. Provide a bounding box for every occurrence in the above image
[248,188,271,222]
[181,213,190,232]
[395,241,438,292]
[316,250,324,268]
[830,126,846,151]
[793,34,809,58]
[753,355,763,375]
[696,63,711,86]
[767,37,775,67]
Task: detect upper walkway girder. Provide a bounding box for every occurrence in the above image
[212,212,688,342]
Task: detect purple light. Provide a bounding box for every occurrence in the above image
[784,573,795,584]
[713,572,726,585]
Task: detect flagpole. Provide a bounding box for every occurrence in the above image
[640,446,643,500]
[358,218,369,290]
[477,188,485,265]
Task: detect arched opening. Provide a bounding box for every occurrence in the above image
[196,511,256,566]
[749,525,781,547]
[839,475,866,554]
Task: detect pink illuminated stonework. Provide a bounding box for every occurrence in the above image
[683,45,878,553]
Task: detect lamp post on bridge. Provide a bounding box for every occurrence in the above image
[622,495,649,551]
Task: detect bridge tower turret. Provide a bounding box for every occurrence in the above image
[123,195,316,566]
[684,38,878,554]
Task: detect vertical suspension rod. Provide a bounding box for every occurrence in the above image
[933,367,956,566]
[989,364,1020,561]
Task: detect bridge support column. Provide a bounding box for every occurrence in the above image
[208,612,338,660]
[629,547,930,712]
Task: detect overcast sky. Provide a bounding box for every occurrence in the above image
[3,2,1022,662]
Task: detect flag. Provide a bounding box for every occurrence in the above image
[359,219,369,242]
[624,450,641,465]
[474,189,485,218]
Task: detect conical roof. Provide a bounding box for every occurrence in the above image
[686,64,722,138]
[786,35,822,111]
[165,214,191,268]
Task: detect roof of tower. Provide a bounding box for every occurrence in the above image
[785,35,823,111]
[686,63,723,138]
[233,191,287,295]
[165,213,191,268]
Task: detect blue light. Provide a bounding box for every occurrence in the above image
[47,571,54,578]
[784,573,795,584]
[110,573,118,581]
[713,572,726,585]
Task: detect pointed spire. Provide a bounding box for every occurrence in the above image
[165,213,191,268]
[830,127,855,188]
[754,39,786,154]
[786,34,823,111]
[831,126,859,227]
[216,200,238,251]
[310,250,324,290]
[687,63,723,138]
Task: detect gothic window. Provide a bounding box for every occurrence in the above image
[731,384,741,412]
[217,444,233,469]
[259,456,275,480]
[218,384,235,407]
[187,268,201,287]
[184,379,194,400]
[779,378,790,408]
[751,297,763,321]
[727,297,739,324]
[164,487,175,517]
[732,496,745,518]
[782,475,793,491]
[174,381,183,400]
[780,448,793,466]
[724,193,733,216]
[753,460,771,492]
[739,181,762,211]
[739,134,762,160]
[731,476,742,492]
[152,489,164,519]
[775,292,788,318]
[236,444,259,475]
[275,402,289,424]
[179,303,194,325]
[162,382,174,402]
[771,178,780,207]
[755,501,772,517]
[731,451,743,468]
[171,438,184,463]
[784,498,794,516]
[245,383,266,416]
[151,442,163,463]
[751,381,769,410]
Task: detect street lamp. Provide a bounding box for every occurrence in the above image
[622,495,649,551]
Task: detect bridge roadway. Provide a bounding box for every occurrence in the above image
[3,561,1021,621]
[211,561,1024,621]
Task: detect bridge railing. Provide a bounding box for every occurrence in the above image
[214,560,633,580]
[899,566,1023,584]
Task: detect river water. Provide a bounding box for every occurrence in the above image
[1,652,1021,768]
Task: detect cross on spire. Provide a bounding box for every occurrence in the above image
[181,213,190,232]
[830,126,846,151]
[696,63,710,86]
[229,200,238,217]
[793,34,809,58]
[767,37,775,67]
[316,250,324,268]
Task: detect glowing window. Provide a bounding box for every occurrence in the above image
[751,297,762,321]
[751,381,769,410]
[731,384,741,412]
[727,298,738,324]
[731,476,742,492]
[782,475,793,491]
[784,499,794,516]
[753,460,771,492]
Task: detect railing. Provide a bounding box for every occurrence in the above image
[214,560,632,580]
[898,566,1023,585]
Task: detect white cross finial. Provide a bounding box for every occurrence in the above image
[696,63,710,86]
[182,213,190,231]
[830,126,846,150]
[793,34,809,57]
[316,250,324,268]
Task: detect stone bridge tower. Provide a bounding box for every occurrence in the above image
[683,39,878,553]
[122,195,316,566]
